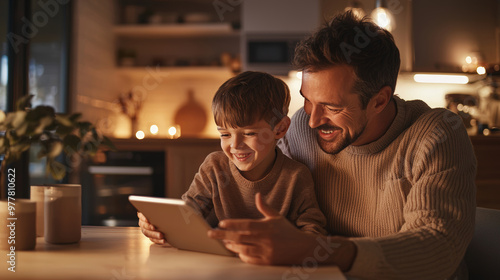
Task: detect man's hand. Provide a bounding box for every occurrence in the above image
[208,193,357,271]
[208,193,318,265]
[137,212,166,244]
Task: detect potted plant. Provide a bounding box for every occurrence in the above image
[0,95,114,198]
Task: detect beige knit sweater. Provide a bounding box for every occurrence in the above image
[181,148,327,235]
[278,96,477,280]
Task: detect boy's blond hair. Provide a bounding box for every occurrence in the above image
[212,71,290,128]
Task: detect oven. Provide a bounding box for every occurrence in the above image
[81,150,165,226]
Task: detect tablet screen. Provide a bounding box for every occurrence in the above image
[129,195,234,257]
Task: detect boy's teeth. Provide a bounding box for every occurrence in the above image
[235,153,249,158]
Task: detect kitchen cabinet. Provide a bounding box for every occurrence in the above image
[318,0,498,73]
[165,140,221,198]
[241,0,320,75]
[412,0,499,72]
[470,135,500,210]
[242,0,320,34]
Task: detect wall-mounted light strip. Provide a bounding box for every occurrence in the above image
[413,74,469,84]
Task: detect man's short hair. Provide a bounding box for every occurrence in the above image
[212,71,291,128]
[293,11,401,108]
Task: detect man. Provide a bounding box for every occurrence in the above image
[140,11,476,279]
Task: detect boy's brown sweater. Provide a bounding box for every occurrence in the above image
[182,148,327,235]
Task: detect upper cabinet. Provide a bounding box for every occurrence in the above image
[320,0,499,73]
[241,0,320,75]
[242,0,320,34]
[113,0,241,71]
[412,0,499,72]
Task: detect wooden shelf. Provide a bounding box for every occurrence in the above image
[116,66,235,78]
[113,23,240,37]
[107,137,219,151]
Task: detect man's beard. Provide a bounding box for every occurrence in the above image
[316,124,365,154]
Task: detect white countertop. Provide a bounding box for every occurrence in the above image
[0,226,346,280]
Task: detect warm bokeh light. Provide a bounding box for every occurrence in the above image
[371,8,394,31]
[476,66,486,75]
[465,56,472,64]
[150,124,159,135]
[135,130,145,140]
[168,126,177,136]
[167,125,181,139]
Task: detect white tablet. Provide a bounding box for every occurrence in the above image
[129,195,235,257]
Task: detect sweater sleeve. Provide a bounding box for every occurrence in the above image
[288,164,328,236]
[181,153,217,219]
[347,110,477,280]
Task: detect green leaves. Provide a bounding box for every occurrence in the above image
[0,95,114,181]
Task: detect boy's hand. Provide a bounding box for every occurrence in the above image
[137,212,166,244]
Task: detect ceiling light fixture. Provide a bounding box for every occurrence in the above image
[371,0,395,32]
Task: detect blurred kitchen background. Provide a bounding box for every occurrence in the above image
[1,0,499,225]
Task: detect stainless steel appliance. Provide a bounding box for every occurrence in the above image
[242,33,307,76]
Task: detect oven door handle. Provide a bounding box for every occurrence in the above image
[88,166,154,175]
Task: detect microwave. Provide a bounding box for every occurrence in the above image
[242,33,309,76]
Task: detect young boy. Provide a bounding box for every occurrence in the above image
[139,71,326,243]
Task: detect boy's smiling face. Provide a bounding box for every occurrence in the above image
[217,119,280,181]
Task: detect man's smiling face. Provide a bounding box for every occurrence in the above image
[300,65,369,154]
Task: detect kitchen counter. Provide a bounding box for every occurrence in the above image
[0,226,345,280]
